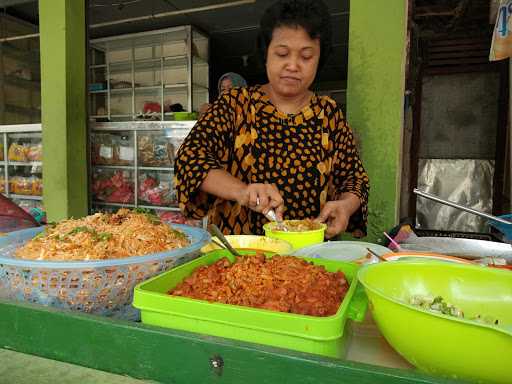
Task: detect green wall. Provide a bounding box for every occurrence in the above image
[40,0,88,221]
[347,0,408,242]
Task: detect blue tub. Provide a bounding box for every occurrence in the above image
[489,214,512,242]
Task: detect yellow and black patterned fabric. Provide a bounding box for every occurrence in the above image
[175,85,369,235]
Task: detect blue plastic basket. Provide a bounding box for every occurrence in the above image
[488,214,512,242]
[0,224,209,319]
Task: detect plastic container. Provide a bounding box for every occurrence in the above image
[293,241,389,264]
[358,261,512,384]
[263,220,326,250]
[133,250,367,358]
[0,224,209,319]
[174,112,197,121]
[200,235,293,254]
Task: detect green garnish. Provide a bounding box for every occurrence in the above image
[32,231,46,240]
[133,208,161,224]
[61,226,112,242]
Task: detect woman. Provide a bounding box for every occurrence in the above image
[175,0,369,239]
[199,72,248,117]
[217,72,247,94]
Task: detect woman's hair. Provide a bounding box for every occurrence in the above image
[258,0,332,70]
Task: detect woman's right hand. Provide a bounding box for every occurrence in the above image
[237,183,285,220]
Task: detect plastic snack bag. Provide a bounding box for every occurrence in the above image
[490,0,512,61]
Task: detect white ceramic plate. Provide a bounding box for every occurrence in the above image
[293,241,390,262]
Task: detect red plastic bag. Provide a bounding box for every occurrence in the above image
[0,194,40,233]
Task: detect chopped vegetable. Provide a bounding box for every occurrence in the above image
[409,295,500,325]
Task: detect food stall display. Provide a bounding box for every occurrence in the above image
[90,121,201,227]
[88,26,209,122]
[0,125,44,208]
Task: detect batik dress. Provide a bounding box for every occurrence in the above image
[175,85,369,235]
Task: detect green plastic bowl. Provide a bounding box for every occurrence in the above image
[134,249,367,358]
[358,261,512,384]
[263,221,326,250]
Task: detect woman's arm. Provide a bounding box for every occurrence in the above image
[316,106,370,238]
[201,169,285,219]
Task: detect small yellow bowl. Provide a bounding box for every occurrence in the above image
[263,220,327,251]
[200,235,293,255]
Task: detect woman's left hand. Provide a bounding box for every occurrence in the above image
[316,193,361,239]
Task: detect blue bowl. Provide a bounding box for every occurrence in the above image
[488,214,512,241]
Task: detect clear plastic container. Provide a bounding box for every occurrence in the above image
[91,168,134,204]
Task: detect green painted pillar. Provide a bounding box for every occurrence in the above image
[347,0,408,242]
[39,0,88,221]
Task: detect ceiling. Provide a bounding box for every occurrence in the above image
[3,0,349,88]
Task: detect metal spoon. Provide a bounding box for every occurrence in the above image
[207,224,239,262]
[413,189,512,225]
[256,197,288,231]
[264,209,288,232]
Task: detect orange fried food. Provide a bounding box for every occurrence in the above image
[170,254,349,317]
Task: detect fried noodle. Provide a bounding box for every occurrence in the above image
[15,209,189,261]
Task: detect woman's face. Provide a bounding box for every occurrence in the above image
[220,78,233,92]
[266,26,321,98]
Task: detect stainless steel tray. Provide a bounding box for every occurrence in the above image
[401,237,512,260]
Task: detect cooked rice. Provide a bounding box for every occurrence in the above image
[15,209,189,261]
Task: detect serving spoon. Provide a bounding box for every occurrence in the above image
[256,197,288,231]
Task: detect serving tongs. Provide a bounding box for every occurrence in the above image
[413,189,512,225]
[207,224,239,262]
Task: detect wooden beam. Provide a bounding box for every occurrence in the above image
[0,299,462,384]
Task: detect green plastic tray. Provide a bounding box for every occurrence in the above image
[133,250,368,358]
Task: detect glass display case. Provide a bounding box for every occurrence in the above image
[0,124,43,208]
[0,14,41,125]
[88,26,209,122]
[90,121,202,227]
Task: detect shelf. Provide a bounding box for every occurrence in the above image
[1,42,40,63]
[92,164,134,170]
[92,201,135,208]
[164,83,187,89]
[138,166,174,171]
[8,161,42,167]
[91,120,196,131]
[90,89,108,94]
[5,104,41,117]
[109,55,187,73]
[110,88,132,93]
[92,202,179,211]
[134,86,162,91]
[9,194,43,201]
[0,124,42,134]
[90,64,107,69]
[138,204,180,212]
[4,75,40,90]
